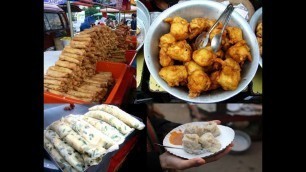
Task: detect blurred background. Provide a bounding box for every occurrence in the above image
[151,103,262,172]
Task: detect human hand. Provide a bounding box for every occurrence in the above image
[159,143,233,170]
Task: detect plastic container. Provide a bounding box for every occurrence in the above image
[44,61,128,104]
[125,50,137,66]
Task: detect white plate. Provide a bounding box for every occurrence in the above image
[163,122,235,159]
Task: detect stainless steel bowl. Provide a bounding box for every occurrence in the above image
[136,0,151,51]
[144,0,259,103]
[249,7,262,67]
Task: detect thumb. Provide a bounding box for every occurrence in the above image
[178,158,206,170]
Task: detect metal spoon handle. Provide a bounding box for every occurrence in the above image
[207,4,234,35]
[154,143,183,149]
[221,5,235,34]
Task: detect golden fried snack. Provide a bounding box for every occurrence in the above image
[67,90,94,98]
[216,49,225,59]
[49,66,73,74]
[257,37,262,56]
[44,79,66,87]
[159,33,176,49]
[159,66,188,87]
[47,89,65,96]
[159,48,174,67]
[184,61,203,75]
[225,40,252,64]
[61,52,84,60]
[189,18,208,40]
[192,47,217,67]
[166,40,192,62]
[59,55,82,65]
[74,33,93,40]
[46,69,70,78]
[221,37,232,52]
[208,71,221,90]
[70,40,91,49]
[187,70,211,98]
[214,58,241,90]
[256,22,262,37]
[55,60,77,71]
[63,46,86,56]
[164,17,189,40]
[226,26,243,44]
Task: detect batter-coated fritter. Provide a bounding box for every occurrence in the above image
[189,18,208,40]
[184,61,203,75]
[187,70,211,98]
[164,17,189,40]
[159,33,176,49]
[166,40,192,62]
[209,71,221,90]
[159,48,174,67]
[256,22,262,37]
[225,40,252,64]
[159,65,188,87]
[214,58,241,90]
[192,47,217,67]
[226,26,243,44]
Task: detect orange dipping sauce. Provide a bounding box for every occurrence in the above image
[169,131,183,145]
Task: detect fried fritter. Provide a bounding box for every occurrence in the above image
[226,26,243,44]
[189,18,208,40]
[208,71,221,90]
[225,40,252,65]
[159,33,176,49]
[214,58,241,90]
[159,65,188,87]
[184,61,203,75]
[209,28,227,43]
[192,47,217,67]
[187,70,211,98]
[159,48,174,67]
[256,22,262,37]
[164,17,189,40]
[166,40,192,62]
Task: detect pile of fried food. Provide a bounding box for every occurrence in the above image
[44,104,145,172]
[182,122,221,154]
[256,22,262,56]
[44,25,120,103]
[158,16,252,98]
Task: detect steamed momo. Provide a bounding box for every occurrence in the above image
[203,122,220,137]
[182,134,202,152]
[199,133,221,153]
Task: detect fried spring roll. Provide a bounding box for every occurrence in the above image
[46,69,70,78]
[55,60,78,71]
[70,40,91,49]
[44,84,66,91]
[44,79,66,86]
[47,89,66,96]
[67,90,95,98]
[63,46,86,56]
[44,76,69,82]
[61,52,84,60]
[59,55,81,65]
